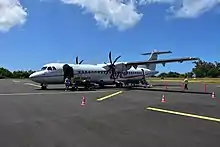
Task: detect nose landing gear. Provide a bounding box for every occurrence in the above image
[40,83,47,90]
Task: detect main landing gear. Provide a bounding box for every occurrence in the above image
[40,83,47,90]
[116,82,123,88]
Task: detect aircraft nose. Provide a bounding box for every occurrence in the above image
[29,71,45,83]
[29,72,43,80]
[29,72,37,79]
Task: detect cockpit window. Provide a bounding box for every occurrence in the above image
[47,67,52,70]
[41,66,56,71]
[41,66,47,70]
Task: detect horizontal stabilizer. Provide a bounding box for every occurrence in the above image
[141,51,172,56]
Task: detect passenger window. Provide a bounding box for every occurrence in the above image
[52,67,56,70]
[47,67,52,70]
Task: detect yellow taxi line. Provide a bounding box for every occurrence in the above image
[97,91,123,101]
[146,107,220,123]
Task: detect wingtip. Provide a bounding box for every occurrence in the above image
[190,57,200,60]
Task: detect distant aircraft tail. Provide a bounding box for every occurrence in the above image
[138,50,172,70]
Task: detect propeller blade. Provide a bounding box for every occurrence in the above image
[76,56,78,64]
[105,51,121,81]
[79,60,84,64]
[110,68,117,80]
[109,51,113,64]
[113,55,121,64]
[106,68,111,73]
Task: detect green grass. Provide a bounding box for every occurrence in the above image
[147,77,220,84]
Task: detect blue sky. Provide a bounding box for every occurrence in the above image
[0,0,220,73]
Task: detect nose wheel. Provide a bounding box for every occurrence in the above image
[40,83,47,90]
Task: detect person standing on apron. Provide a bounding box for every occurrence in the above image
[64,77,71,91]
[184,76,189,90]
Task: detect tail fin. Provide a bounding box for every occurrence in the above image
[138,50,172,70]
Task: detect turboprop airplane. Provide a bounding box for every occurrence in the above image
[29,50,199,90]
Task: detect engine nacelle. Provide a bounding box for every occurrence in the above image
[115,63,132,71]
[102,63,132,71]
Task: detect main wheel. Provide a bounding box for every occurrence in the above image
[116,83,123,88]
[71,86,79,91]
[99,81,105,88]
[40,83,47,90]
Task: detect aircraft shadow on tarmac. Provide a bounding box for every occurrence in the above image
[34,86,137,92]
[35,88,97,91]
[34,86,125,91]
[151,84,181,87]
[34,85,211,95]
[128,87,212,95]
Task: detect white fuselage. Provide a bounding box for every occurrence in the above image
[29,63,159,85]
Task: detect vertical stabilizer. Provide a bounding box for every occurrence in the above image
[138,50,172,70]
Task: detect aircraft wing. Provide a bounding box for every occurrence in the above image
[125,57,200,67]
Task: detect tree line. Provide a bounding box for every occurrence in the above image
[157,60,220,78]
[0,60,219,79]
[0,67,35,79]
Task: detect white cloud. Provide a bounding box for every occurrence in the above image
[0,0,28,33]
[169,0,220,18]
[61,0,143,31]
[139,0,175,5]
[139,0,220,18]
[60,0,220,30]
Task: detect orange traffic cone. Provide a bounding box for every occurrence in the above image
[211,92,215,99]
[161,95,166,103]
[81,96,86,106]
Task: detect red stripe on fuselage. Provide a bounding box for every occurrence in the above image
[116,74,143,79]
